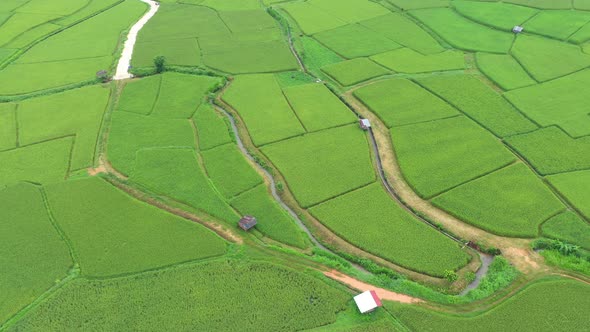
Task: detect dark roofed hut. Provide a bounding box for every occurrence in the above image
[238,216,257,231]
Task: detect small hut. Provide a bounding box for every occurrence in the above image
[513,26,524,34]
[359,119,371,130]
[353,290,382,314]
[238,215,257,231]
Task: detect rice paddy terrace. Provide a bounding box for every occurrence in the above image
[1,0,590,331]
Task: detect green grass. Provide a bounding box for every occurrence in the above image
[282,83,357,132]
[16,0,145,63]
[193,103,233,150]
[504,69,590,137]
[261,124,375,208]
[570,21,590,44]
[452,1,538,31]
[547,170,590,220]
[371,48,465,73]
[45,177,227,277]
[151,73,221,119]
[391,117,516,198]
[306,0,390,24]
[387,278,590,332]
[525,10,590,40]
[0,183,72,324]
[321,58,389,86]
[576,0,590,10]
[0,103,17,151]
[388,0,450,10]
[274,71,318,88]
[107,111,195,175]
[505,126,590,175]
[542,211,590,249]
[392,116,516,198]
[231,184,307,248]
[0,13,61,47]
[222,74,305,146]
[354,78,458,127]
[280,1,347,35]
[0,0,28,12]
[541,250,590,276]
[475,53,536,90]
[3,23,60,49]
[117,76,160,115]
[0,56,112,96]
[8,260,349,331]
[512,34,590,82]
[314,24,401,59]
[130,148,239,223]
[432,163,564,237]
[0,137,72,188]
[201,143,263,199]
[56,0,122,26]
[505,0,573,9]
[417,75,538,137]
[199,0,261,11]
[17,85,110,170]
[410,8,514,53]
[298,36,343,75]
[132,37,201,68]
[309,182,470,277]
[14,0,87,15]
[360,12,445,54]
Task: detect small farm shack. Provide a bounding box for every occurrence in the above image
[359,119,371,130]
[513,26,524,34]
[353,290,382,314]
[238,215,257,231]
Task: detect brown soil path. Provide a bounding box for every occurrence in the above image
[324,270,423,304]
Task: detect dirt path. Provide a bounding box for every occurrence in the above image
[324,270,423,304]
[113,0,159,80]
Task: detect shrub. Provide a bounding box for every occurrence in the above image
[154,55,166,73]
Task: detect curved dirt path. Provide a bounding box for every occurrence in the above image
[324,270,423,304]
[113,0,159,80]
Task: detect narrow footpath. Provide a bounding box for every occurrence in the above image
[113,0,159,80]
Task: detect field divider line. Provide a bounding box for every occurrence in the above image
[113,0,159,80]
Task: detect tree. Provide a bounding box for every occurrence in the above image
[154,56,166,73]
[96,70,109,83]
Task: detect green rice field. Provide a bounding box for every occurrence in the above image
[2,0,590,330]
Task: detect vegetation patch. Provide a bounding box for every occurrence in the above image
[8,260,348,331]
[309,183,470,276]
[261,124,375,208]
[392,116,516,198]
[201,143,263,199]
[525,10,590,40]
[417,74,538,137]
[130,148,238,223]
[282,83,357,132]
[371,48,465,73]
[0,183,72,324]
[505,126,590,175]
[45,177,227,277]
[360,12,445,54]
[432,163,564,237]
[542,211,590,249]
[387,278,590,331]
[475,53,536,90]
[410,8,514,53]
[512,34,590,82]
[354,78,458,128]
[505,69,590,137]
[321,58,389,87]
[231,184,307,248]
[547,170,590,219]
[451,1,538,31]
[222,74,305,146]
[314,23,402,59]
[193,103,233,151]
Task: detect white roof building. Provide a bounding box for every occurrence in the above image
[359,119,371,130]
[513,25,524,34]
[353,290,382,314]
